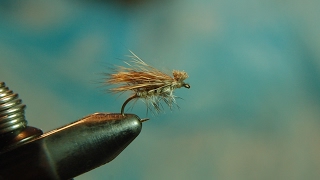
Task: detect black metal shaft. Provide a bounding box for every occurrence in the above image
[0,113,142,180]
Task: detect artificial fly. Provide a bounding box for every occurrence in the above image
[104,50,190,115]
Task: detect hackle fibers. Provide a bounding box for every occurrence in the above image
[104,51,190,115]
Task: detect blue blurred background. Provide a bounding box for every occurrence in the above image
[1,0,320,179]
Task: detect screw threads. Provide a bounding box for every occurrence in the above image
[0,82,27,135]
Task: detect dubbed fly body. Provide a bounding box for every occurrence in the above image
[105,51,190,115]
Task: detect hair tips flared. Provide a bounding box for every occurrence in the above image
[105,50,190,115]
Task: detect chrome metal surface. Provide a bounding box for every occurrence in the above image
[0,82,27,135]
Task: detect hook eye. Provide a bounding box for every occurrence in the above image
[183,83,190,89]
